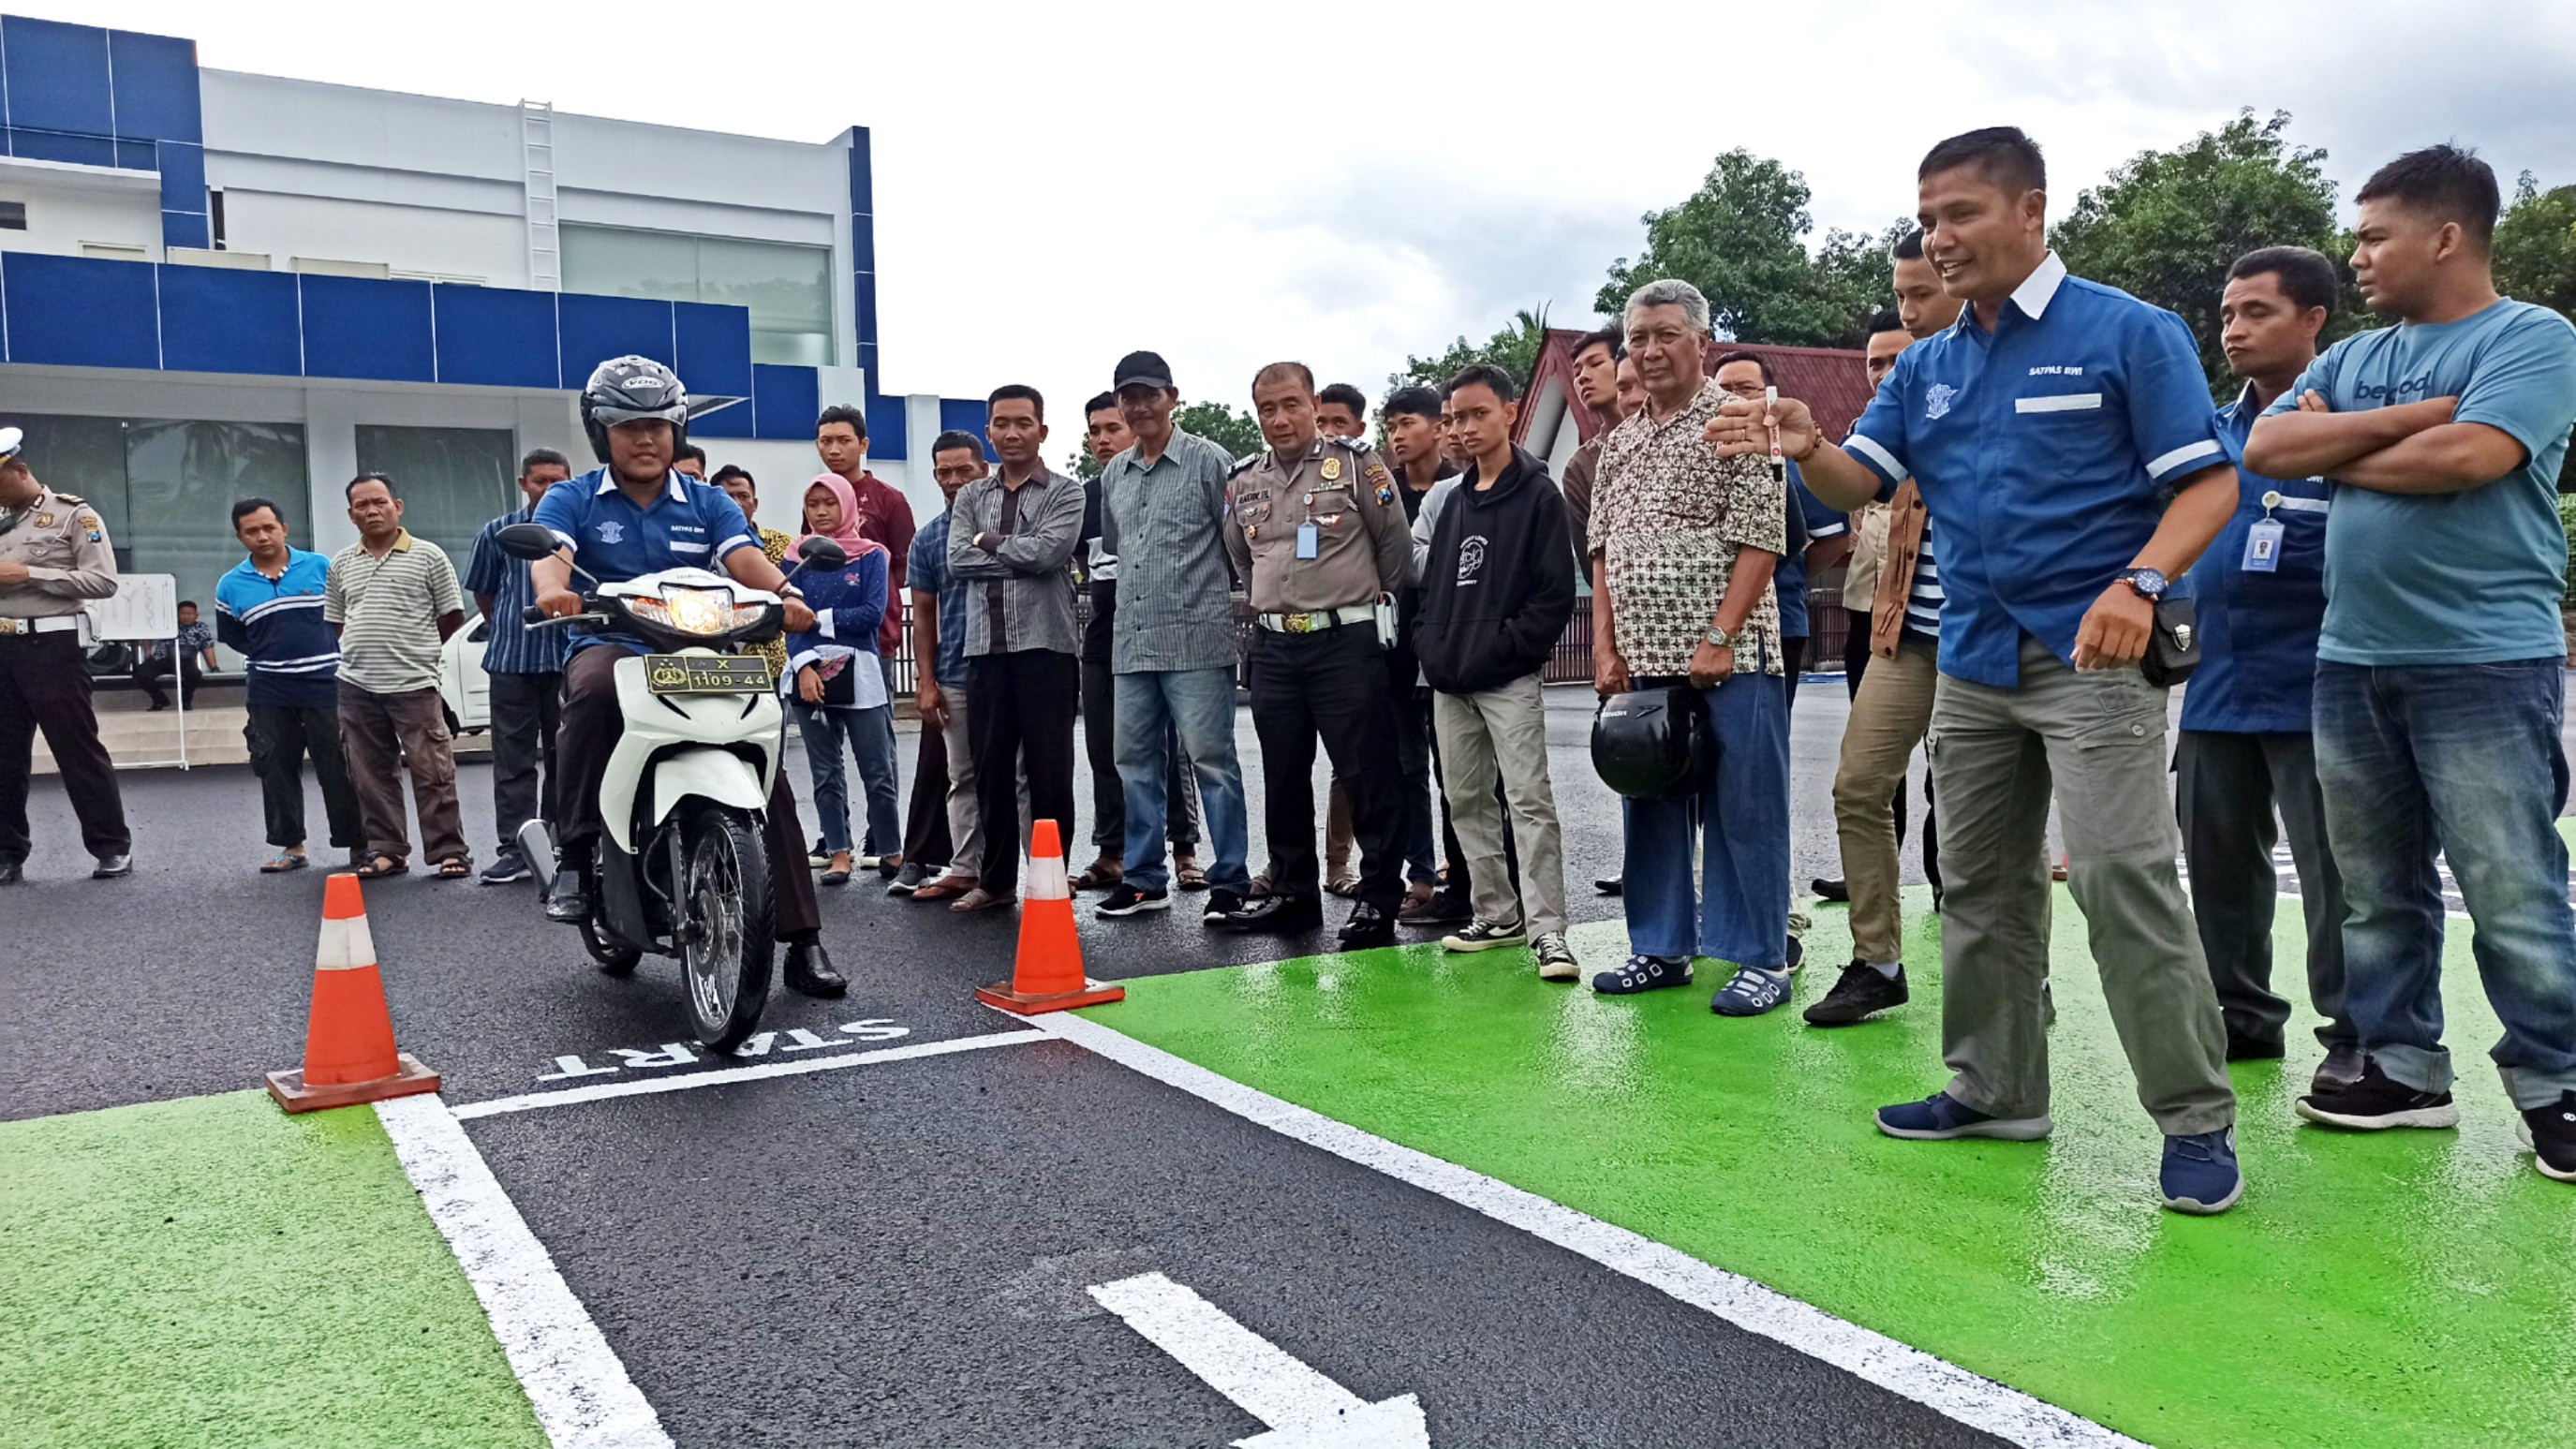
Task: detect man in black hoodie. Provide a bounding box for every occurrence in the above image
[1413,364,1579,979]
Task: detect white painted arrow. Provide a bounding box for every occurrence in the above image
[1087,1272,1430,1449]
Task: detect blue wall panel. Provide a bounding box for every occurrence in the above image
[114,137,156,170]
[751,363,819,442]
[673,300,752,402]
[158,265,298,376]
[155,139,203,215]
[8,126,112,167]
[299,274,434,383]
[1,16,112,135]
[161,209,209,250]
[105,28,200,143]
[556,292,674,389]
[938,398,992,460]
[865,394,907,460]
[1,253,157,369]
[433,284,559,389]
[690,399,753,440]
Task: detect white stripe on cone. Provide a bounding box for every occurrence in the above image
[317,912,377,972]
[1025,847,1071,902]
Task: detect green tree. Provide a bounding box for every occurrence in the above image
[2495,171,2576,318]
[1174,400,1264,461]
[1594,150,1890,347]
[2050,110,2348,391]
[1386,305,1552,396]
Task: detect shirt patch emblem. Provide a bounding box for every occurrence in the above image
[34,511,52,527]
[1320,457,1342,481]
[596,520,627,544]
[1375,483,1395,507]
[1925,384,1958,421]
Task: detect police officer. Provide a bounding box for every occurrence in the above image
[0,426,133,883]
[1219,363,1414,946]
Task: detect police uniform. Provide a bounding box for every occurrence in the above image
[0,436,133,879]
[1221,435,1415,917]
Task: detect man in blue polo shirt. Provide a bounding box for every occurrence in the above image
[2246,145,2576,1184]
[216,496,362,873]
[529,356,845,998]
[464,447,573,885]
[1714,126,2245,1214]
[2174,246,2355,1090]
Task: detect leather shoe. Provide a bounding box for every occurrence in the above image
[783,939,848,998]
[91,853,132,880]
[0,859,22,884]
[1397,890,1472,926]
[544,868,593,924]
[1810,876,1849,902]
[1337,901,1396,949]
[1219,893,1324,934]
[2225,1030,2287,1063]
[950,886,1016,913]
[1593,877,1623,897]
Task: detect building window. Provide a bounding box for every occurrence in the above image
[560,224,833,367]
[6,415,312,614]
[353,425,518,572]
[0,201,26,231]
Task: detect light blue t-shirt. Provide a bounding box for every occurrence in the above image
[2266,299,2576,665]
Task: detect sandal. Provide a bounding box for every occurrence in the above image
[1073,859,1123,891]
[260,852,310,874]
[1177,860,1208,892]
[350,852,407,880]
[436,855,473,880]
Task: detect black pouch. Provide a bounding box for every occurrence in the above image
[2139,596,2199,688]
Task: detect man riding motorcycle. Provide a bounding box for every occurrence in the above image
[531,356,846,998]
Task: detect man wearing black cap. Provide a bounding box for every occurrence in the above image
[1092,352,1255,923]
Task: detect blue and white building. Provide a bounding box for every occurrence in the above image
[0,13,983,609]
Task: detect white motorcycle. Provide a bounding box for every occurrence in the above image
[492,522,845,1053]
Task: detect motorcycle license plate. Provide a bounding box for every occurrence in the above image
[642,655,771,695]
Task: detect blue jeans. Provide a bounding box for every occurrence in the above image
[793,701,901,858]
[1621,668,1791,967]
[2314,659,2576,1109]
[1114,666,1251,893]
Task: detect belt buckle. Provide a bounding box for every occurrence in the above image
[0,618,19,636]
[1284,613,1316,634]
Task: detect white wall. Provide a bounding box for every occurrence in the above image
[0,159,163,260]
[218,189,530,285]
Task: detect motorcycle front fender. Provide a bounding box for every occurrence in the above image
[648,747,769,827]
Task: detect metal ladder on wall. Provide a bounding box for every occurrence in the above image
[521,100,560,290]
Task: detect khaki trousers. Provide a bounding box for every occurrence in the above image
[1430,674,1566,937]
[1833,637,1937,963]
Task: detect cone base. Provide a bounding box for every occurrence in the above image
[975,980,1126,1015]
[266,1053,441,1115]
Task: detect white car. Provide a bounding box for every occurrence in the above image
[438,614,493,734]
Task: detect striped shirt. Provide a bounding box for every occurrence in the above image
[1905,525,1942,641]
[948,466,1086,658]
[1099,429,1241,673]
[464,504,568,677]
[215,548,340,708]
[325,531,462,695]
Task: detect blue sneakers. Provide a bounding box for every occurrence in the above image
[1874,1091,2054,1142]
[1710,965,1793,1017]
[2160,1128,2244,1215]
[1591,954,1694,995]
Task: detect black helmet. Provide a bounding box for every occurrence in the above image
[1591,687,1711,801]
[580,356,689,464]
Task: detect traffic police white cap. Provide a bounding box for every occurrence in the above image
[0,426,22,464]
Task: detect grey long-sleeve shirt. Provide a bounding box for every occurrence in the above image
[946,466,1087,658]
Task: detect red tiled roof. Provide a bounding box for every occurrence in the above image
[1516,328,1874,447]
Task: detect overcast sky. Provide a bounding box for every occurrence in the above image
[30,0,2576,435]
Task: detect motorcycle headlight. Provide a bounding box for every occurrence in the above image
[631,588,734,636]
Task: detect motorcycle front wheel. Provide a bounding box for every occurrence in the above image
[675,800,773,1054]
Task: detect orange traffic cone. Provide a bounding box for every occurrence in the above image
[975,819,1125,1014]
[266,873,441,1113]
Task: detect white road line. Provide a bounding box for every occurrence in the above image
[1088,1272,1429,1447]
[451,1029,1047,1120]
[1033,1010,2149,1449]
[375,1094,673,1449]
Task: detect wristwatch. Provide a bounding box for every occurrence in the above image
[1704,625,1735,649]
[2116,568,2169,600]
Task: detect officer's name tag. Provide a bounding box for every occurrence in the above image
[1295,522,1319,559]
[2243,519,2284,573]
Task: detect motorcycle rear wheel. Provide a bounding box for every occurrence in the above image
[676,801,773,1054]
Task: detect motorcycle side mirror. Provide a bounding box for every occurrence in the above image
[494,522,563,561]
[794,538,849,573]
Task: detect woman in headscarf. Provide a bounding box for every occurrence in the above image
[783,474,899,886]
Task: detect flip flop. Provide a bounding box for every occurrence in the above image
[436,856,473,880]
[260,852,310,874]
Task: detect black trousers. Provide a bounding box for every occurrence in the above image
[1082,655,1198,856]
[901,701,952,870]
[246,702,362,851]
[555,645,817,937]
[969,649,1080,893]
[1250,626,1405,913]
[2175,729,2352,1048]
[1783,633,1807,715]
[487,671,561,853]
[0,630,129,862]
[136,654,201,707]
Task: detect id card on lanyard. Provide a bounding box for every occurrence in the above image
[2242,490,2287,573]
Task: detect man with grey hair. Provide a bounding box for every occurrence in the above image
[1588,278,1793,1014]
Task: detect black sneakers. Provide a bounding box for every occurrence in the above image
[2523,1091,2576,1182]
[1096,882,1171,918]
[1803,964,1909,1027]
[2295,1057,2461,1131]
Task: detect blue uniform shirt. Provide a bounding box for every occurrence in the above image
[1771,463,1846,642]
[464,502,570,676]
[2175,389,2331,732]
[1843,252,2232,687]
[2262,299,2576,666]
[529,467,760,656]
[213,548,340,709]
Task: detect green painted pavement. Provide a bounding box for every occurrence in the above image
[1088,889,2576,1449]
[0,1092,545,1449]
